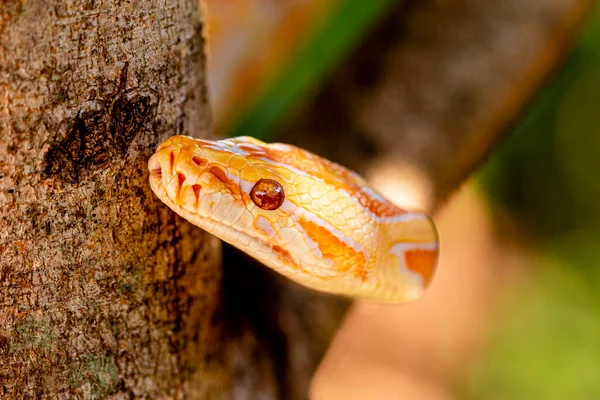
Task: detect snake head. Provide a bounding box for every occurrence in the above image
[149,135,439,303]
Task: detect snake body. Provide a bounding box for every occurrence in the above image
[148,135,439,302]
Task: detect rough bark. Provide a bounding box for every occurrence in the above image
[0,1,224,398]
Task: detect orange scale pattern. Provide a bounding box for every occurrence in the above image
[148,135,439,302]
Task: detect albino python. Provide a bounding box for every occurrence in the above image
[148,135,439,302]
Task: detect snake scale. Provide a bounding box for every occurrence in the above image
[148,135,439,302]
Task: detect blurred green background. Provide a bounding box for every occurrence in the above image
[471,4,600,399]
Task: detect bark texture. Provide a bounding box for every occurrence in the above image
[0,1,224,398]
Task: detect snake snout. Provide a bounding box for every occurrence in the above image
[148,154,164,186]
[148,148,184,202]
[148,151,170,186]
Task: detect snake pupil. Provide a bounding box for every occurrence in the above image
[250,179,284,210]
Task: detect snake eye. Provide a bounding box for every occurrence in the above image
[250,179,284,210]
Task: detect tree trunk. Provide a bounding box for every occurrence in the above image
[0,1,223,398]
[0,0,594,399]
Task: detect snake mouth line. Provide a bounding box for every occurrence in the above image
[150,167,162,179]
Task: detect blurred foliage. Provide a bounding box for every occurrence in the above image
[226,0,395,140]
[469,258,600,399]
[471,4,600,399]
